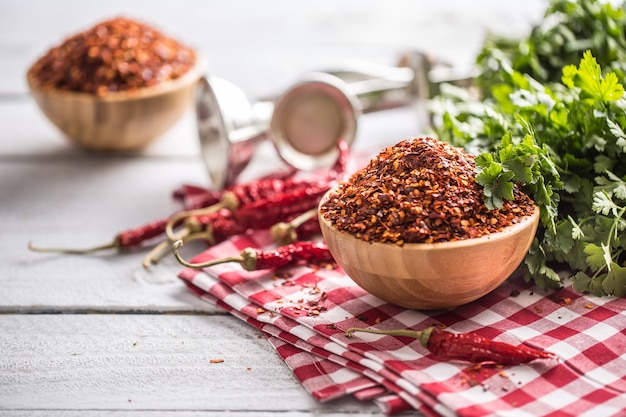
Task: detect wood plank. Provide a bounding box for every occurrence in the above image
[0,412,387,417]
[0,314,385,414]
[0,106,419,311]
[0,97,417,158]
[0,1,546,96]
[0,3,551,416]
[1,156,212,311]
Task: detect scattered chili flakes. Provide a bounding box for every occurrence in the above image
[585,303,594,309]
[28,17,196,95]
[256,308,266,314]
[550,294,572,305]
[210,358,225,364]
[320,137,534,245]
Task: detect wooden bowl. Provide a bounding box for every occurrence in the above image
[319,193,540,310]
[26,59,204,151]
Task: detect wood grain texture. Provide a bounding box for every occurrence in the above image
[0,1,548,415]
[0,315,382,414]
[1,158,212,311]
[0,109,417,311]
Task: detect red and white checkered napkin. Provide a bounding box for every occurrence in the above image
[178,230,626,416]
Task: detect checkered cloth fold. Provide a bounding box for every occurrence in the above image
[179,230,626,416]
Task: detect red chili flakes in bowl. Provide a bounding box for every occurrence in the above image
[320,137,535,244]
[27,17,196,95]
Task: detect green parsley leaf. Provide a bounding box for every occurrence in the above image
[603,263,626,297]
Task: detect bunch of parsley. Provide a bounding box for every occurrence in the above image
[475,0,626,93]
[431,0,626,297]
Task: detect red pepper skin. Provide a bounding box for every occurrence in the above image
[426,328,556,365]
[116,218,170,248]
[236,138,348,210]
[294,217,322,240]
[198,211,247,242]
[173,239,334,271]
[249,241,334,270]
[236,184,329,228]
[345,326,556,366]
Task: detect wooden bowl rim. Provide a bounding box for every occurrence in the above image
[26,53,205,102]
[318,189,540,252]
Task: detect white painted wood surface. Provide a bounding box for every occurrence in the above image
[0,1,546,415]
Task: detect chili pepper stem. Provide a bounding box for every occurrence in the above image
[142,230,216,269]
[171,239,247,269]
[141,240,170,269]
[345,327,433,348]
[270,208,318,245]
[164,191,239,242]
[27,238,120,255]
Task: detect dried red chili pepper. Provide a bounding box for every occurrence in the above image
[28,217,171,255]
[165,177,322,241]
[144,195,323,268]
[165,191,241,241]
[234,184,328,230]
[142,208,249,268]
[165,139,349,242]
[27,187,226,256]
[292,217,322,240]
[145,197,320,268]
[345,327,556,365]
[172,240,334,271]
[172,167,298,209]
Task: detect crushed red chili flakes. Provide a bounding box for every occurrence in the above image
[28,17,196,96]
[320,137,535,245]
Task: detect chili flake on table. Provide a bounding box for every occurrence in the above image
[28,17,196,95]
[320,137,534,244]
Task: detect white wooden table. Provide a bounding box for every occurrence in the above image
[0,1,546,415]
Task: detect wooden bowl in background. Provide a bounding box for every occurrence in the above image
[319,192,540,310]
[26,59,204,152]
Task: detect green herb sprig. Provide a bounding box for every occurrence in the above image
[432,34,626,295]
